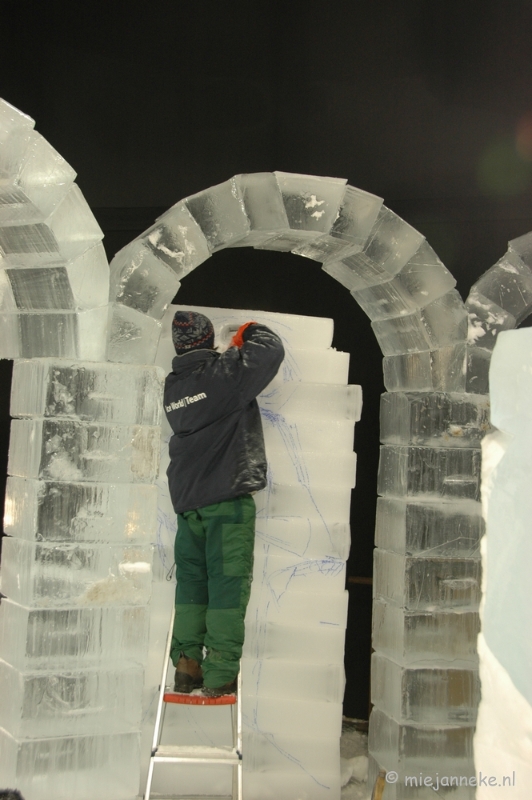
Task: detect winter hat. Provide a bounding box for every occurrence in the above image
[172,310,215,354]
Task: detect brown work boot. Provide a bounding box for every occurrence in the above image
[174,652,203,693]
[202,678,237,697]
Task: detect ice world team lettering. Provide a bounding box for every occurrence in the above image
[165,392,207,411]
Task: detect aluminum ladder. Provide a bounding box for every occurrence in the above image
[144,608,242,800]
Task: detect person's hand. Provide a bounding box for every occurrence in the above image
[230,321,257,348]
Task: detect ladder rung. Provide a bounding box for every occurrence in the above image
[153,745,240,764]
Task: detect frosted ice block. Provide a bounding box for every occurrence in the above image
[0,130,76,223]
[465,345,491,395]
[262,416,354,456]
[0,727,140,800]
[0,97,35,144]
[489,328,532,432]
[466,289,516,351]
[372,599,479,665]
[0,305,108,360]
[242,694,343,740]
[292,184,383,262]
[0,184,103,266]
[369,707,475,774]
[256,517,350,560]
[246,584,348,630]
[0,538,153,607]
[109,249,180,320]
[243,621,346,663]
[377,445,481,500]
[11,359,164,425]
[372,311,433,355]
[472,250,532,324]
[379,391,490,448]
[8,418,160,483]
[184,177,250,251]
[0,659,143,738]
[371,652,479,724]
[106,303,162,364]
[243,729,340,776]
[259,382,362,420]
[375,498,483,557]
[255,482,351,523]
[241,659,344,704]
[4,477,158,544]
[373,549,481,611]
[0,599,150,670]
[266,446,356,488]
[268,347,350,387]
[242,769,340,800]
[232,172,290,247]
[382,344,467,393]
[398,240,456,305]
[251,551,346,601]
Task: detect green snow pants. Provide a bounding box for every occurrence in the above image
[170,495,256,688]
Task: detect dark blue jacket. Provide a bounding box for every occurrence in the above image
[164,323,284,513]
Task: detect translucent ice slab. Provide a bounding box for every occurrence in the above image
[8,418,160,483]
[372,599,479,666]
[106,302,162,364]
[0,599,150,670]
[255,482,352,523]
[0,97,34,144]
[373,549,481,611]
[0,242,109,311]
[184,177,250,251]
[382,343,467,393]
[472,250,532,324]
[0,538,153,607]
[11,359,164,425]
[0,184,103,266]
[293,184,383,263]
[243,620,346,663]
[369,707,475,774]
[508,229,532,266]
[466,289,516,350]
[0,727,140,800]
[0,130,76,223]
[262,416,354,455]
[243,694,343,740]
[0,659,143,738]
[377,445,481,500]
[379,391,490,448]
[109,248,180,320]
[371,652,480,725]
[266,446,356,488]
[244,729,340,777]
[251,551,346,602]
[241,659,345,704]
[242,769,341,800]
[4,477,158,544]
[375,498,483,557]
[268,348,350,387]
[246,584,349,630]
[255,514,351,560]
[259,382,362,420]
[465,345,491,395]
[232,172,290,247]
[0,306,108,360]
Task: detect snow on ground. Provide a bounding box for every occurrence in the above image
[340,721,370,800]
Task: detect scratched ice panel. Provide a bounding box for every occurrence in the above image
[0,184,103,266]
[247,576,349,628]
[322,252,390,292]
[0,130,76,223]
[0,727,140,800]
[382,344,467,393]
[293,184,383,262]
[268,347,350,387]
[251,552,346,600]
[242,770,341,800]
[242,694,342,740]
[241,659,344,704]
[0,539,153,608]
[266,446,356,488]
[0,659,143,739]
[369,707,475,775]
[255,516,351,560]
[255,482,351,523]
[184,177,250,251]
[373,549,481,611]
[465,345,491,395]
[11,359,164,425]
[244,730,340,776]
[262,416,354,454]
[0,599,150,670]
[4,477,157,544]
[466,290,516,351]
[106,303,162,364]
[352,276,420,321]
[379,392,490,448]
[398,240,456,306]
[243,621,346,663]
[8,418,160,483]
[259,383,362,420]
[421,289,468,347]
[372,599,479,665]
[232,172,290,247]
[375,498,483,557]
[109,248,180,319]
[372,312,433,355]
[377,446,481,500]
[472,250,532,324]
[371,652,480,725]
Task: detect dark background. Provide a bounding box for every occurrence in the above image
[2,0,532,720]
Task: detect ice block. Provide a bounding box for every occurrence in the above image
[0,97,35,144]
[374,498,483,557]
[232,172,290,247]
[0,538,153,607]
[465,345,491,395]
[243,621,346,663]
[466,289,516,351]
[267,348,350,387]
[106,302,162,364]
[265,446,357,488]
[184,177,250,251]
[246,583,348,630]
[373,549,481,611]
[11,359,164,425]
[382,343,467,393]
[255,517,351,560]
[109,250,180,320]
[241,694,343,740]
[241,659,345,704]
[471,250,532,324]
[371,652,479,725]
[8,418,160,483]
[259,382,362,420]
[262,416,354,456]
[243,729,340,777]
[4,477,158,544]
[250,551,346,601]
[242,769,341,800]
[377,445,481,500]
[379,391,490,448]
[255,481,352,523]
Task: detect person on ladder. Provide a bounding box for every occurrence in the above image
[164,310,285,697]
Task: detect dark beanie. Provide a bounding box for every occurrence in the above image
[172,311,215,354]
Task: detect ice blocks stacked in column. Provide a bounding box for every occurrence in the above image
[0,358,164,800]
[0,99,109,361]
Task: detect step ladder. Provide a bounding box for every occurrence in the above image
[144,608,242,800]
